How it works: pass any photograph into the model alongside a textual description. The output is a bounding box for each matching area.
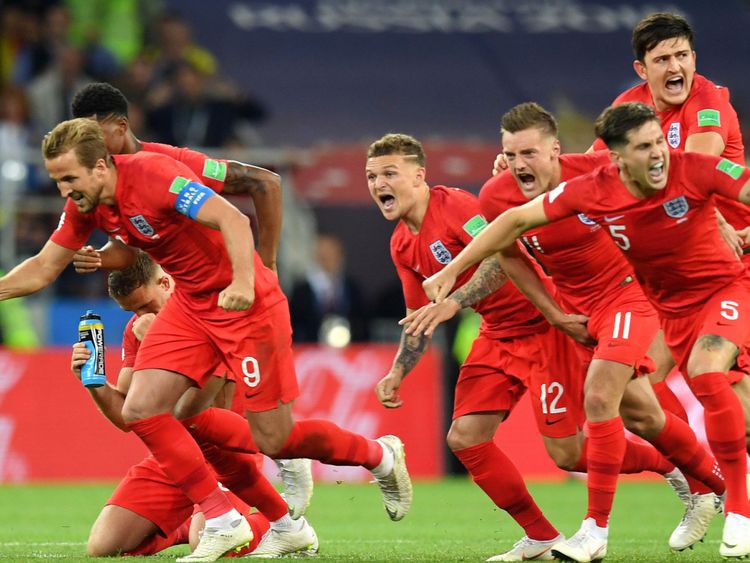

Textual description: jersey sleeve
[137,155,218,221]
[690,153,750,201]
[479,175,513,221]
[48,199,97,250]
[542,178,585,222]
[141,142,228,192]
[683,85,735,143]
[591,137,607,151]
[446,190,489,245]
[121,316,139,368]
[393,257,430,311]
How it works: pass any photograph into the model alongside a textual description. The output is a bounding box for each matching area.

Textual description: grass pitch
[0,477,728,561]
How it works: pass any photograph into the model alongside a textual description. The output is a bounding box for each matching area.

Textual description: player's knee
[622,411,661,438]
[584,391,616,419]
[255,433,287,457]
[445,425,481,451]
[549,448,580,471]
[86,535,117,557]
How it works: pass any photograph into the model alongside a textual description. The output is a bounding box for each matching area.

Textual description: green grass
[0,478,728,561]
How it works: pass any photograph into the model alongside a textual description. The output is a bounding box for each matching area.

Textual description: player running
[424,102,750,560]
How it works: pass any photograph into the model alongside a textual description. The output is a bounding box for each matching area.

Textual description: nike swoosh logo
[385,506,399,519]
[603,215,625,222]
[545,419,563,426]
[722,542,737,549]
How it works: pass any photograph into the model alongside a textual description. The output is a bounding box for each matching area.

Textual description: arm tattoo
[449,255,507,308]
[223,162,270,195]
[393,328,430,377]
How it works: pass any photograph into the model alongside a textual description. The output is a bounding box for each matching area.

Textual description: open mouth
[379,194,396,211]
[517,173,536,190]
[665,76,684,94]
[648,161,665,182]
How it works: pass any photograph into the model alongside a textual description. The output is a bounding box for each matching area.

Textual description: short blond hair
[367,133,426,167]
[42,118,108,169]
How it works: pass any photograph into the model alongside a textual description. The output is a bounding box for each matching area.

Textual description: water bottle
[79,310,106,388]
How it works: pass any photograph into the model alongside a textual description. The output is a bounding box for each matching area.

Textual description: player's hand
[492,153,509,176]
[70,342,91,379]
[73,245,102,274]
[218,281,255,311]
[375,373,404,409]
[736,226,750,251]
[715,209,743,259]
[550,313,596,346]
[132,313,156,341]
[401,299,460,337]
[422,270,457,303]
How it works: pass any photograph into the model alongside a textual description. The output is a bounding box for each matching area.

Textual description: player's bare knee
[550,448,580,471]
[622,412,660,438]
[446,424,482,451]
[584,391,616,420]
[255,433,287,457]
[86,535,116,557]
[686,335,736,377]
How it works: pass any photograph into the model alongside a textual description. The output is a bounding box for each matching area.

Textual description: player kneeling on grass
[70,251,317,558]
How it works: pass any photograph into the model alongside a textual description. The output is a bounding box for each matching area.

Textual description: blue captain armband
[173,182,217,219]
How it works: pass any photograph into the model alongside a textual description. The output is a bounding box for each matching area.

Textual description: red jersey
[50,152,284,314]
[594,74,748,231]
[140,142,228,192]
[121,315,138,368]
[480,152,633,315]
[542,151,750,318]
[390,186,546,339]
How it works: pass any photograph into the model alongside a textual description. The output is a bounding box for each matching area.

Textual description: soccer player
[367,133,688,561]
[71,251,315,557]
[70,82,282,272]
[590,12,750,446]
[0,118,411,561]
[69,81,314,521]
[472,102,725,555]
[424,102,750,560]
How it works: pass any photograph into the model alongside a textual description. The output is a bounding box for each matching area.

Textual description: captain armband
[173,182,217,219]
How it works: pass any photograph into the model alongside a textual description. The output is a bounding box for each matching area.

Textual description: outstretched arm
[0,240,74,300]
[73,239,138,273]
[403,254,507,337]
[223,161,282,271]
[422,195,550,302]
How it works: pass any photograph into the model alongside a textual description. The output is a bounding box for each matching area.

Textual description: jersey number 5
[608,225,631,251]
[242,356,261,388]
[540,382,567,414]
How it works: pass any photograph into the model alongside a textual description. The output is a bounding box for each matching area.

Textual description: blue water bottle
[79,310,106,388]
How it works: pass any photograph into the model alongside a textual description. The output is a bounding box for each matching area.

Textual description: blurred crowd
[0,0,269,297]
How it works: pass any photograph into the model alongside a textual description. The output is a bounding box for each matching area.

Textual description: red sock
[182,408,258,453]
[585,417,626,527]
[454,441,559,541]
[200,443,288,521]
[123,518,191,555]
[571,437,672,474]
[274,419,383,469]
[690,372,749,516]
[652,380,689,422]
[127,413,233,518]
[648,411,724,495]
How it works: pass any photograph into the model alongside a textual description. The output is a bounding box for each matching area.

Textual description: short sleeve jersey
[480,152,633,315]
[390,186,546,339]
[50,152,284,314]
[593,74,748,230]
[140,142,228,192]
[121,315,138,368]
[542,152,750,317]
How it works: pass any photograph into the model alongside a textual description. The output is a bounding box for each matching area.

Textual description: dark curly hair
[72,82,130,120]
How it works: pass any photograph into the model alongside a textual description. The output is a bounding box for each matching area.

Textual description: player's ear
[551,139,561,158]
[608,149,621,167]
[633,59,647,81]
[158,275,171,291]
[414,166,426,186]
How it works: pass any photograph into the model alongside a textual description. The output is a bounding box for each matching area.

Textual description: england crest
[129,214,155,237]
[667,122,681,148]
[430,240,452,265]
[663,196,689,218]
[577,213,596,226]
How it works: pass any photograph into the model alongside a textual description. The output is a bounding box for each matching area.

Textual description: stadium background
[0,0,748,483]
